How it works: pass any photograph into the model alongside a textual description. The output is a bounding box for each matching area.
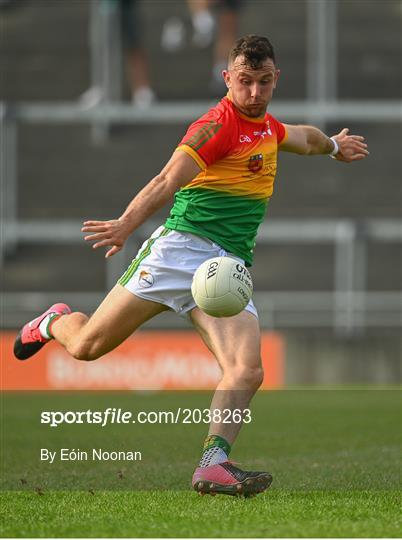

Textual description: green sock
[199,435,231,468]
[39,313,61,340]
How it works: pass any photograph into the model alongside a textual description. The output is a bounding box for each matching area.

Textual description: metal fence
[1,0,401,334]
[2,212,402,333]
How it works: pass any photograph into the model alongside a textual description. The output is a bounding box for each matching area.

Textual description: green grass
[1,490,400,538]
[1,389,401,537]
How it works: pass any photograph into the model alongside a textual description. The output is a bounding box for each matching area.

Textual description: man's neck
[226,93,267,121]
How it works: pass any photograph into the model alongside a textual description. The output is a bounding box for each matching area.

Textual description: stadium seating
[1,0,401,323]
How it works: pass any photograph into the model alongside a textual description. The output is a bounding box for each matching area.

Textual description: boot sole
[194,473,272,497]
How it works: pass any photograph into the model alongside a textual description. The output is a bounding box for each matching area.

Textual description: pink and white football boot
[192,462,272,497]
[13,303,71,360]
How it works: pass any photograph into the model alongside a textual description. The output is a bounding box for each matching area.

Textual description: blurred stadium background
[1,0,401,386]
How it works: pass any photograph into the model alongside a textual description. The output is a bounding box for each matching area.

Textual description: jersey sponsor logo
[264,162,277,176]
[138,270,154,288]
[239,134,252,143]
[253,130,269,139]
[253,122,272,139]
[248,154,263,173]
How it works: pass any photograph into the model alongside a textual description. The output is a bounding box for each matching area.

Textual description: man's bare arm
[280,125,369,162]
[82,150,201,258]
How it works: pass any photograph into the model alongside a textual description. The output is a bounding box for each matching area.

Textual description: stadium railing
[2,216,401,333]
[1,94,401,335]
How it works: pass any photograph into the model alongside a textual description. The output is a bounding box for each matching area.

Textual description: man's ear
[273,69,280,89]
[222,69,231,89]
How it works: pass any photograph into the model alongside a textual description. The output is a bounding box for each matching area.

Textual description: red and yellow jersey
[165,96,287,265]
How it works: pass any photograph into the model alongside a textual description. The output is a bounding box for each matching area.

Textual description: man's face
[223,55,280,118]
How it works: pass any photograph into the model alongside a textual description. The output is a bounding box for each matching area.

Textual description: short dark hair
[229,35,276,69]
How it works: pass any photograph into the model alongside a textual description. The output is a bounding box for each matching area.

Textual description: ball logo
[207,261,218,279]
[233,263,252,288]
[236,263,247,274]
[237,286,249,301]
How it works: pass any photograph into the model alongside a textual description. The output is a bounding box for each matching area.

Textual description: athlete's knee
[241,364,264,389]
[227,362,264,390]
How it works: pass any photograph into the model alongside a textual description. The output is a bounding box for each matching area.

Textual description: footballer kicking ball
[191,256,253,317]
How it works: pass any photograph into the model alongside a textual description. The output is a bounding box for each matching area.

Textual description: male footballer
[14,35,369,497]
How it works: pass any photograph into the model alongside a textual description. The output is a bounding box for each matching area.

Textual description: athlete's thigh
[190,307,262,371]
[80,283,169,352]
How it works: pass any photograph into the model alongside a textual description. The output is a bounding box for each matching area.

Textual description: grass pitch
[2,489,400,538]
[1,389,401,537]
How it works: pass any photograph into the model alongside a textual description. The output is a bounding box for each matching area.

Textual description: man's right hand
[81,217,132,258]
[81,150,201,259]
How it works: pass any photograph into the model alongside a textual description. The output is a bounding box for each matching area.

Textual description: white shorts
[118,225,258,319]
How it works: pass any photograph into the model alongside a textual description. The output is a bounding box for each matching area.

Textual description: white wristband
[329,137,339,157]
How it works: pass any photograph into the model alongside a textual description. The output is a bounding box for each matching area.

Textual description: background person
[161,0,243,96]
[80,0,155,108]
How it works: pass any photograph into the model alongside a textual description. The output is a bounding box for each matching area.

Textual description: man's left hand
[331,128,369,162]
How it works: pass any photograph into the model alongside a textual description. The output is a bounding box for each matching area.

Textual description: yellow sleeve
[175,145,207,170]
